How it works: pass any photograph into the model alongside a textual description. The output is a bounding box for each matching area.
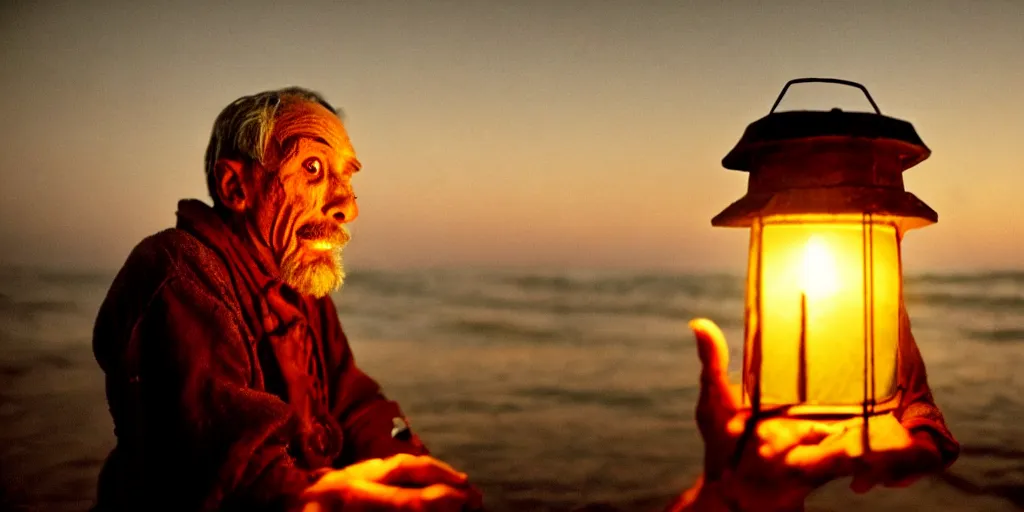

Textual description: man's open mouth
[297,222,350,251]
[308,239,337,251]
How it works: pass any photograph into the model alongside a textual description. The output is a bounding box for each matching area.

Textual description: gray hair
[203,86,340,207]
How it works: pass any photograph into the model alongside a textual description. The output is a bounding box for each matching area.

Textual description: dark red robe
[92,199,428,511]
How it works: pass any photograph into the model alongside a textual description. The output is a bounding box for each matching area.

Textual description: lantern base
[742,389,902,420]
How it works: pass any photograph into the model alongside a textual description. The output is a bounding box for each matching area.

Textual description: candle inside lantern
[749,217,902,412]
[801,236,839,299]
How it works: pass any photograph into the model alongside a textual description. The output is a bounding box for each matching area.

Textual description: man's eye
[302,157,323,176]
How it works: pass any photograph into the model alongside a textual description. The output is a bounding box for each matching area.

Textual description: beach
[0,266,1021,511]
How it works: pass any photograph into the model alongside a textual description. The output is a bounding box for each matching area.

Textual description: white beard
[280,247,345,298]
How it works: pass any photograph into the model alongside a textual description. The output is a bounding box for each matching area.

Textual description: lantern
[713,78,937,424]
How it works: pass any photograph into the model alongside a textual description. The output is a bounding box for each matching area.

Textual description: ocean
[0,266,1021,511]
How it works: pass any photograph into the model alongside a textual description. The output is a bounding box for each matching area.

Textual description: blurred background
[1,1,1021,510]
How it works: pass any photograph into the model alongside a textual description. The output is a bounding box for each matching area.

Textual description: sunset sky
[1,0,1021,273]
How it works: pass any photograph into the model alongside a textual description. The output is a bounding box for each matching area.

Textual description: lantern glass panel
[743,216,902,413]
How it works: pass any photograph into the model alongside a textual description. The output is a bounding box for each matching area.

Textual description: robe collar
[175,199,280,284]
[175,199,307,333]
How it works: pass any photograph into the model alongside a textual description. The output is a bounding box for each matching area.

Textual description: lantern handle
[769,77,882,115]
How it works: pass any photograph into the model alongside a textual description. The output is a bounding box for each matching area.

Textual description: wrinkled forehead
[272,100,357,161]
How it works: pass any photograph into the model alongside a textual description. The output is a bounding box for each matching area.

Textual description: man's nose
[324,193,358,224]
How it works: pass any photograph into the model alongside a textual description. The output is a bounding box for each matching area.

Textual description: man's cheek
[266,178,299,242]
[298,182,323,216]
[281,178,321,220]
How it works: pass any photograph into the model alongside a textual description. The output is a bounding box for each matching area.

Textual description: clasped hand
[298,453,483,512]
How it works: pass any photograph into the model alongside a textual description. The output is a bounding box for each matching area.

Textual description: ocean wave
[962,328,1024,343]
[344,270,749,307]
[904,291,1024,311]
[35,271,114,286]
[343,271,748,323]
[514,386,685,411]
[501,273,745,300]
[0,294,79,316]
[440,318,571,343]
[959,445,1024,460]
[343,270,436,298]
[420,397,524,415]
[0,267,113,286]
[428,295,745,334]
[0,351,78,380]
[448,295,740,321]
[907,271,1024,285]
[938,471,1024,510]
[934,443,1024,509]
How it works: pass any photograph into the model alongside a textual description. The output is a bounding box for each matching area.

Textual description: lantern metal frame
[742,214,905,418]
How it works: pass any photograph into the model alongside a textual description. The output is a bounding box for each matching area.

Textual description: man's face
[246,101,361,298]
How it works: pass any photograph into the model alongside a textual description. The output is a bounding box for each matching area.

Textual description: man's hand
[821,413,945,493]
[298,454,484,512]
[683,319,855,512]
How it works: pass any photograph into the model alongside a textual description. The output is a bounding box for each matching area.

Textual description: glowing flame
[801,236,839,299]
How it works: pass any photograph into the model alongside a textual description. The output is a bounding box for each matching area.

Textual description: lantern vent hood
[722,110,930,172]
[713,78,938,231]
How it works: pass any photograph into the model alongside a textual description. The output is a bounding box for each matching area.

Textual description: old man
[92,87,958,512]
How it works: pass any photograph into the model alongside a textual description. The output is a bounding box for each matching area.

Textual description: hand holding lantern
[671,78,957,510]
[675,319,856,512]
[822,412,945,493]
[672,319,948,512]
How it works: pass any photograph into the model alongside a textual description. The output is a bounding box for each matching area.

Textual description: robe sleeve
[896,304,960,469]
[132,274,325,511]
[318,299,430,464]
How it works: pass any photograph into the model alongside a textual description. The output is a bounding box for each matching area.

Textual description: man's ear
[214,159,248,212]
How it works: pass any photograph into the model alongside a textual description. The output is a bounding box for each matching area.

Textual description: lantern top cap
[722,78,931,172]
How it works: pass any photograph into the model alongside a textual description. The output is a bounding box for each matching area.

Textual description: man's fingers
[727,383,743,406]
[726,411,752,437]
[349,480,470,512]
[792,420,847,449]
[689,318,737,409]
[690,318,729,374]
[756,419,843,458]
[379,454,470,488]
[299,462,478,512]
[417,483,474,512]
[783,438,857,483]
